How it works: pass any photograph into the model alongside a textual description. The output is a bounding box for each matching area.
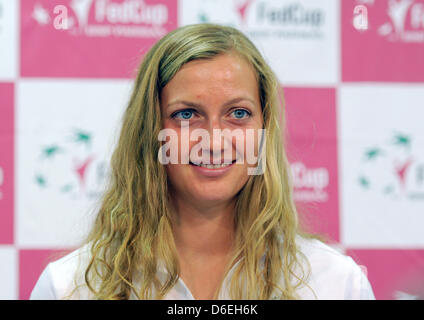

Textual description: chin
[190,183,239,203]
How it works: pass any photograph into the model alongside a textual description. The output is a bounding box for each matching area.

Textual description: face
[160,53,263,207]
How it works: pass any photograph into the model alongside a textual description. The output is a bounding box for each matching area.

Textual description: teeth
[196,163,232,169]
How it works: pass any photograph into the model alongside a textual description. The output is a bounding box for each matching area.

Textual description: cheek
[231,129,263,164]
[165,164,189,195]
[165,164,188,189]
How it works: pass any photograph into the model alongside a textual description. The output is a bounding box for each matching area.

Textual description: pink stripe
[0,83,14,244]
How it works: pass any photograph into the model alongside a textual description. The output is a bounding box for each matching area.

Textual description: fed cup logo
[32,0,169,38]
[195,0,325,39]
[358,132,424,200]
[290,162,329,203]
[34,128,109,200]
[378,0,424,42]
[351,0,424,42]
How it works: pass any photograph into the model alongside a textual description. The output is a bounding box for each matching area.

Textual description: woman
[30,24,375,300]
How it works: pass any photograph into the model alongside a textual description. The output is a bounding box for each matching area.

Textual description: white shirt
[30,236,375,300]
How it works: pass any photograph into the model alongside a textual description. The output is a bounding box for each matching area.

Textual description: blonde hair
[77,23,318,300]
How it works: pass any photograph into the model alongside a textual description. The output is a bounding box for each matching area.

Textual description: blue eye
[173,109,194,120]
[232,109,250,119]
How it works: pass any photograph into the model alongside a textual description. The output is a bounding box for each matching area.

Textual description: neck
[170,194,236,258]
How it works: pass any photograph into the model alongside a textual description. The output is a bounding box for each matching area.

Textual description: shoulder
[30,244,94,300]
[292,235,375,300]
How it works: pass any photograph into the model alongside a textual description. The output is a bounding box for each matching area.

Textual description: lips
[189,159,236,177]
[189,159,236,168]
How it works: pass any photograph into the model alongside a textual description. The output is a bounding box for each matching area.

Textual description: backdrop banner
[1,0,423,300]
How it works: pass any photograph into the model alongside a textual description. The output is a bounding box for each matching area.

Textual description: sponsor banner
[0,0,18,79]
[19,249,71,300]
[0,83,14,244]
[21,0,178,78]
[0,246,17,299]
[340,85,424,247]
[16,79,133,248]
[179,0,340,85]
[347,249,424,299]
[343,0,424,82]
[284,87,339,242]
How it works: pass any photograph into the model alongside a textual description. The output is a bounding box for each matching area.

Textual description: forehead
[181,53,256,81]
[162,53,259,101]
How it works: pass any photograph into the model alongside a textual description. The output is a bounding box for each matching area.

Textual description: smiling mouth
[189,159,236,169]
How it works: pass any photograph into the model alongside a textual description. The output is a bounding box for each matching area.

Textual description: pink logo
[342,0,424,82]
[73,155,95,191]
[284,88,339,242]
[395,157,414,190]
[234,0,254,24]
[21,0,178,78]
[0,83,14,244]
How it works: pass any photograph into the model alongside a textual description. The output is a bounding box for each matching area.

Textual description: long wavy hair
[75,23,317,300]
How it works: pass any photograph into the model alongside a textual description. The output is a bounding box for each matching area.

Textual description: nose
[204,117,224,162]
[200,116,234,164]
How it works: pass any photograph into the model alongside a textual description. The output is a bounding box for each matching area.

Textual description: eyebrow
[166,97,256,109]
